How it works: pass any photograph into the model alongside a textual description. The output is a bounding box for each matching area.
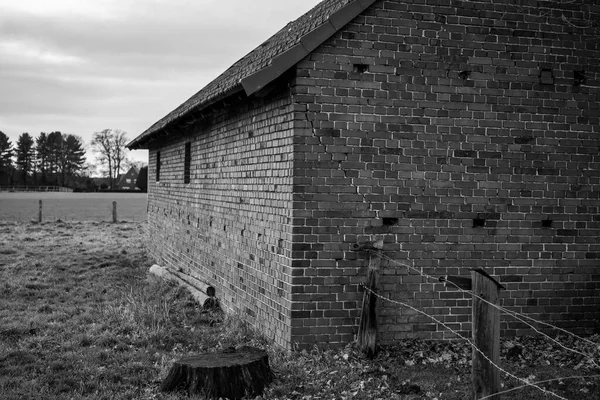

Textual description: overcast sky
[0,0,322,163]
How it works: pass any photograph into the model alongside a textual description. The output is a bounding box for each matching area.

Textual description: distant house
[115,167,140,191]
[128,0,600,350]
[92,167,139,190]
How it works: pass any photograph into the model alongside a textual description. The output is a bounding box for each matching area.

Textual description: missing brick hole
[248,130,254,138]
[206,286,216,297]
[458,70,470,80]
[574,70,586,86]
[382,217,399,226]
[353,63,369,74]
[542,219,553,228]
[473,218,485,228]
[540,68,554,85]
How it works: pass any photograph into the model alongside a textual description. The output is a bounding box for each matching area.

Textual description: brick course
[290,0,600,346]
[144,0,600,349]
[146,88,296,349]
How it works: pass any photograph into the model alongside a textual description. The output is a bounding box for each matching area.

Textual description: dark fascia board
[127,85,244,149]
[300,20,337,53]
[128,0,378,150]
[241,0,377,96]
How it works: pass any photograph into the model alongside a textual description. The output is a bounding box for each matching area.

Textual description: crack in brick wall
[145,0,600,349]
[288,0,600,347]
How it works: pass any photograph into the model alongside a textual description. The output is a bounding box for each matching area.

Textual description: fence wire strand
[478,374,600,400]
[155,239,599,368]
[145,233,598,398]
[362,286,570,400]
[371,251,600,367]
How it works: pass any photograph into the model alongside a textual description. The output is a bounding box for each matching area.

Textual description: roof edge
[241,0,377,95]
[127,85,244,149]
[128,0,379,150]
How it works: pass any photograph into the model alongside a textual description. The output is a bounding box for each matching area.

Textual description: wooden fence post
[38,200,43,223]
[471,269,504,399]
[112,201,117,223]
[355,239,384,358]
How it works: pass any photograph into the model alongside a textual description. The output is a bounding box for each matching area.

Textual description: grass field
[0,221,598,399]
[0,192,147,222]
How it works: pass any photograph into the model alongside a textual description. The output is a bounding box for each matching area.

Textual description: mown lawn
[0,221,598,400]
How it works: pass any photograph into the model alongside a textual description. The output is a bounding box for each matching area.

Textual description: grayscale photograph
[1,1,599,399]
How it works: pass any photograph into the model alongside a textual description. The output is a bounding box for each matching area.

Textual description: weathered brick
[141,0,600,350]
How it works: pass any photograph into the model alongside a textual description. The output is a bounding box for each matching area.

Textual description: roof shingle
[128,0,376,149]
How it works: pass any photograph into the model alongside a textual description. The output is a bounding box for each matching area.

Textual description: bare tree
[111,130,129,185]
[91,129,130,188]
[124,159,147,172]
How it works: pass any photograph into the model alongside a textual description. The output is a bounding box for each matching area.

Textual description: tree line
[0,129,148,191]
[0,131,86,188]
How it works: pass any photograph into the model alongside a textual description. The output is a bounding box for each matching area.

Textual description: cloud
[0,39,85,66]
[0,0,323,163]
[0,0,125,20]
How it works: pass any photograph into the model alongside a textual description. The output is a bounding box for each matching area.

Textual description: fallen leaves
[264,333,600,400]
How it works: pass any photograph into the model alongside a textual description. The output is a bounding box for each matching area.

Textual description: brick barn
[127,0,600,349]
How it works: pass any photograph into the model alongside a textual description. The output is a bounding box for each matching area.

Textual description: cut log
[160,346,273,399]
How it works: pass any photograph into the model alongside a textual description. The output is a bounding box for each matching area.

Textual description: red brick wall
[290,0,600,347]
[146,89,296,348]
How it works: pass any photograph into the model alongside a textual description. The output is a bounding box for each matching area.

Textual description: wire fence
[135,218,600,398]
[0,193,148,223]
[366,249,600,399]
[0,185,72,192]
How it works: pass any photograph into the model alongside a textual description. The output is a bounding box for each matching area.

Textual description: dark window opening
[156,151,161,182]
[184,143,191,184]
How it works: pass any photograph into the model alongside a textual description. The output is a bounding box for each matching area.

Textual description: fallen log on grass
[160,346,273,399]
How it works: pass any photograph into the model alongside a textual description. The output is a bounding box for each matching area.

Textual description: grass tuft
[0,221,598,400]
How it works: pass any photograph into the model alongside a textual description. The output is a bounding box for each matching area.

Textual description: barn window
[156,151,161,182]
[184,143,191,184]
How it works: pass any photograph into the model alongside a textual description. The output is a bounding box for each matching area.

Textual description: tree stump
[160,346,273,399]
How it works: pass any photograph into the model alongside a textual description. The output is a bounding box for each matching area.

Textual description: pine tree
[64,135,86,186]
[35,133,50,185]
[0,131,14,186]
[47,131,64,185]
[15,133,35,185]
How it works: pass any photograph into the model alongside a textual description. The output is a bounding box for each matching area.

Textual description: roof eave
[241,0,377,95]
[127,84,245,150]
[128,0,378,150]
